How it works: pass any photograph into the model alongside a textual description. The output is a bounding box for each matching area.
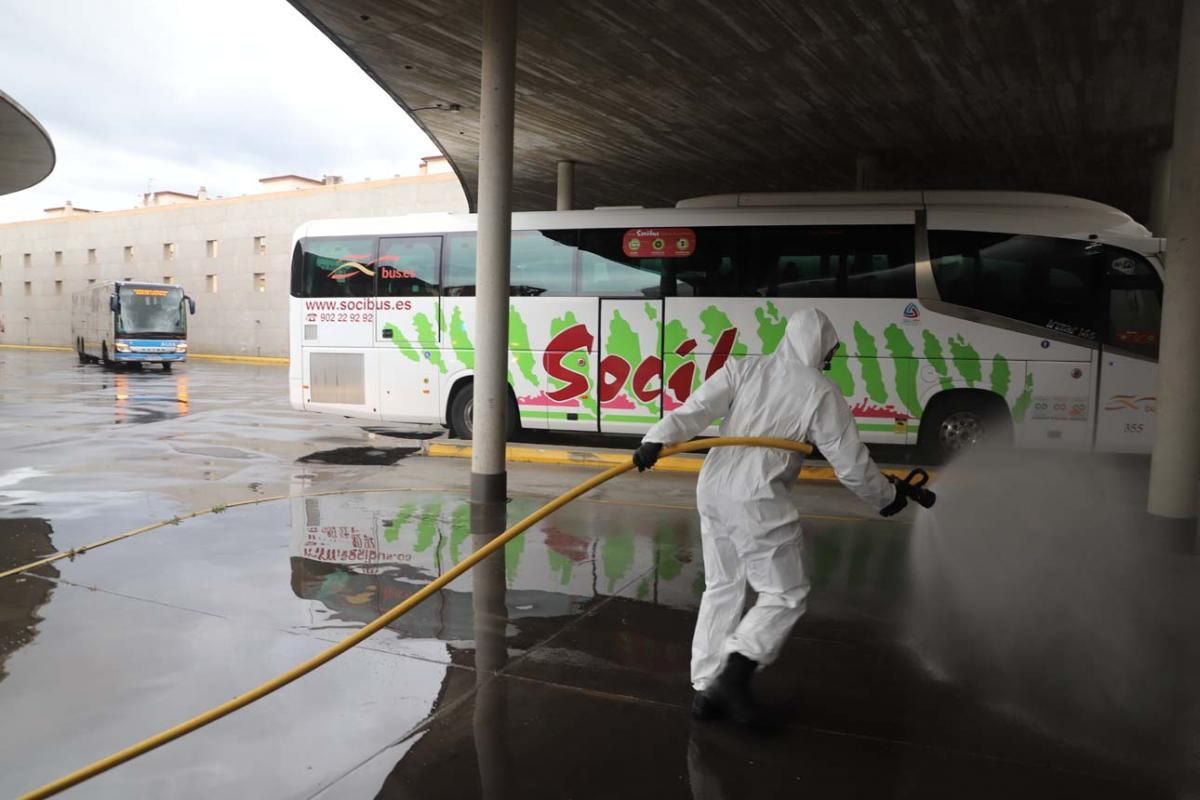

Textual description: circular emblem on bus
[1041,340,1051,349]
[628,238,641,252]
[652,238,665,250]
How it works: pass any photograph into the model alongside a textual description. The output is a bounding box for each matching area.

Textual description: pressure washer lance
[888,468,937,508]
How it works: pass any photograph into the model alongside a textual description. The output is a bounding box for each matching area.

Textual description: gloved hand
[879,476,909,518]
[632,442,663,472]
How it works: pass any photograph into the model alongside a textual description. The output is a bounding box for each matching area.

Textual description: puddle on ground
[297,447,419,466]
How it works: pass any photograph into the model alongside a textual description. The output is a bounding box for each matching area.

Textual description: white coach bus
[288,191,1164,460]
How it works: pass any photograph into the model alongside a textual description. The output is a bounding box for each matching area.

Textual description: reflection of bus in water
[72,280,196,370]
[288,491,704,637]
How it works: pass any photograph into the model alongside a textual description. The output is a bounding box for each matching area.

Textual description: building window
[54,251,63,267]
[254,236,266,255]
[124,245,135,262]
[254,272,266,292]
[163,242,176,261]
[163,275,173,284]
[206,274,218,293]
[24,281,32,296]
[87,248,97,265]
[124,276,132,281]
[206,240,218,258]
[88,278,96,285]
[0,282,3,295]
[23,253,31,268]
[54,280,63,295]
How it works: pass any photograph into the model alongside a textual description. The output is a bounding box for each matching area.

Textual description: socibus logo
[327,262,375,282]
[903,302,920,321]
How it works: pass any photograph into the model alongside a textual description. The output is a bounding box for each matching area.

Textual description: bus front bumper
[114,351,187,363]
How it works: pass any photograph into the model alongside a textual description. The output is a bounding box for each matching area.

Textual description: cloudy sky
[0,0,446,222]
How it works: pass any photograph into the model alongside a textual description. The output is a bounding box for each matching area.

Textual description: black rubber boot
[707,652,775,733]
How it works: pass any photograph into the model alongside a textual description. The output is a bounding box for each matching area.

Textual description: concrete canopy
[0,90,54,196]
[289,0,1180,221]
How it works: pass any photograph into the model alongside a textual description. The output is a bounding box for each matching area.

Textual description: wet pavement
[0,349,1190,798]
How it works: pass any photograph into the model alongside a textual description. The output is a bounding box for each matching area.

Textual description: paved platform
[0,350,1192,798]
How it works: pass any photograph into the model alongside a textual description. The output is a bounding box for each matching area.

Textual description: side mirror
[186,296,196,315]
[109,294,119,313]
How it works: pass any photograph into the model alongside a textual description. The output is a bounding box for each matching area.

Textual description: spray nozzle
[895,467,937,509]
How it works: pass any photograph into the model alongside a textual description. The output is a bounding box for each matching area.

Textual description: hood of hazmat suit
[642,308,896,689]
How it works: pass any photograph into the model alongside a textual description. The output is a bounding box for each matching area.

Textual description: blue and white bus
[72,280,196,370]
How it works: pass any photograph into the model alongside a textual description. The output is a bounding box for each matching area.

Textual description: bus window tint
[378,237,441,297]
[293,237,378,298]
[445,231,576,296]
[446,233,476,295]
[1106,250,1162,356]
[579,228,741,297]
[749,226,915,297]
[511,230,576,296]
[930,232,1109,340]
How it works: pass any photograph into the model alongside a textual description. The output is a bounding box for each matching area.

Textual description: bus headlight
[175,342,188,352]
[114,342,131,352]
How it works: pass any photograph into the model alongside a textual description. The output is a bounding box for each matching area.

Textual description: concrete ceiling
[0,90,54,196]
[290,0,1180,222]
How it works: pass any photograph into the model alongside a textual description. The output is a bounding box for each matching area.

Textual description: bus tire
[919,391,1012,464]
[448,380,518,441]
[161,362,172,372]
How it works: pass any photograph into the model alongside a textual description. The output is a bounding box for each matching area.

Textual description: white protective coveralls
[642,308,897,690]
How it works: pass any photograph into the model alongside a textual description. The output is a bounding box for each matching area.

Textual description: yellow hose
[18,436,812,799]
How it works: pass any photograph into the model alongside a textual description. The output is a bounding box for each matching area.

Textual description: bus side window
[578,227,743,298]
[292,236,379,298]
[929,231,1106,340]
[444,230,577,297]
[377,237,441,297]
[510,230,576,297]
[748,225,913,298]
[578,229,672,298]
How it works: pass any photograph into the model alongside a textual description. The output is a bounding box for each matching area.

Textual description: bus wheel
[449,381,518,441]
[919,392,1012,464]
[161,362,172,372]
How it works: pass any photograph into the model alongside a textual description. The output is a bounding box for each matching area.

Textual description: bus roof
[298,190,1159,253]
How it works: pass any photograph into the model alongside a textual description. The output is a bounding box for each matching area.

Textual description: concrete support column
[1149,0,1200,533]
[556,160,575,210]
[470,0,518,504]
[1150,148,1172,237]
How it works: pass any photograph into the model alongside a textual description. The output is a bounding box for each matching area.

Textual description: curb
[424,441,928,483]
[0,344,71,352]
[188,354,288,365]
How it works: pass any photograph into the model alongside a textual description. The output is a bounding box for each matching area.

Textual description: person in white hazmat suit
[631,308,908,728]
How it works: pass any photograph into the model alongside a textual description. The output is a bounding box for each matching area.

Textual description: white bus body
[72,280,195,370]
[288,192,1164,457]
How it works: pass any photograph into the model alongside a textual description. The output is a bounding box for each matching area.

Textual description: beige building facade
[0,172,466,357]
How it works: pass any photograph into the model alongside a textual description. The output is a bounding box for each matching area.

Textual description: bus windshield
[117,285,186,338]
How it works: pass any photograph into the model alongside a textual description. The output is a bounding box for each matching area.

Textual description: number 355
[1124,423,1145,434]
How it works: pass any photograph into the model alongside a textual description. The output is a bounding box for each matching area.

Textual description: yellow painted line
[424,441,930,483]
[0,344,72,352]
[0,344,287,365]
[187,353,288,365]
